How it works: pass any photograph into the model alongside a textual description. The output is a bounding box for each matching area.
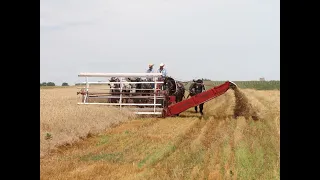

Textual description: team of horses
[108,77,155,104]
[107,76,206,115]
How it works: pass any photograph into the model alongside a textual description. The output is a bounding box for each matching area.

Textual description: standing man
[189,79,206,115]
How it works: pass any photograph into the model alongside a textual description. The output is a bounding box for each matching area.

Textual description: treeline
[42,80,280,90]
[209,80,280,90]
[40,82,69,86]
[182,80,280,90]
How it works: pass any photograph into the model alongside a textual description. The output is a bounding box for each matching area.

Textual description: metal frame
[77,73,165,115]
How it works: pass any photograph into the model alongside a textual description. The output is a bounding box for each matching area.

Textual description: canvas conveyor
[162,81,237,117]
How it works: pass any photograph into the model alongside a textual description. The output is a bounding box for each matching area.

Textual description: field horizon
[41,80,280,91]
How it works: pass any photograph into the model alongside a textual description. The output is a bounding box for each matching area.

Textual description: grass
[137,142,177,168]
[80,152,124,162]
[40,85,279,180]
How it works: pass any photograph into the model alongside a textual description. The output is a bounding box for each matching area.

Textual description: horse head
[196,79,203,83]
[126,77,142,89]
[163,76,177,95]
[190,79,205,95]
[141,78,153,90]
[108,77,120,89]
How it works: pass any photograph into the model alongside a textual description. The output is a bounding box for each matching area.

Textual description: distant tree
[259,77,266,81]
[62,82,69,86]
[189,78,211,81]
[41,82,47,86]
[46,82,55,86]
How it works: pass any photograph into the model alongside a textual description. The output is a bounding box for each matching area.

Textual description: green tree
[46,82,55,86]
[62,82,69,86]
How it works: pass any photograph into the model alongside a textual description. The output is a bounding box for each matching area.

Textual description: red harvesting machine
[162,81,237,117]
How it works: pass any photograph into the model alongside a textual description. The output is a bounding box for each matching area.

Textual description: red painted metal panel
[169,96,176,103]
[165,81,231,117]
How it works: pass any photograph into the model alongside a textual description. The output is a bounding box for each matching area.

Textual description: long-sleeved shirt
[157,68,167,77]
[146,68,155,73]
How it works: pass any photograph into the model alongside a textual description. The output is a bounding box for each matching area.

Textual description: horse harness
[190,82,205,96]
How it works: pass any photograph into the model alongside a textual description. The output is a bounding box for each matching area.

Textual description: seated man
[156,63,167,90]
[157,63,167,78]
[146,63,155,88]
[146,63,155,73]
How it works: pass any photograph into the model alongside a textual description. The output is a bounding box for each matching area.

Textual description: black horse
[108,77,120,103]
[126,77,142,104]
[189,79,206,115]
[127,77,154,105]
[108,77,131,103]
[162,76,185,107]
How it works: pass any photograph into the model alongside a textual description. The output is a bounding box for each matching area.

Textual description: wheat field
[40,85,280,180]
[40,87,137,158]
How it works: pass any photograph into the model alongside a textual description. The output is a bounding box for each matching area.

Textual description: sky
[40,0,280,85]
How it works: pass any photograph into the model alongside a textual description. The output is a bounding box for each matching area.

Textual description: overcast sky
[40,0,280,85]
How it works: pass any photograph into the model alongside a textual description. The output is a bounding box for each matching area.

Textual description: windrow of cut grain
[232,87,260,121]
[40,87,136,158]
